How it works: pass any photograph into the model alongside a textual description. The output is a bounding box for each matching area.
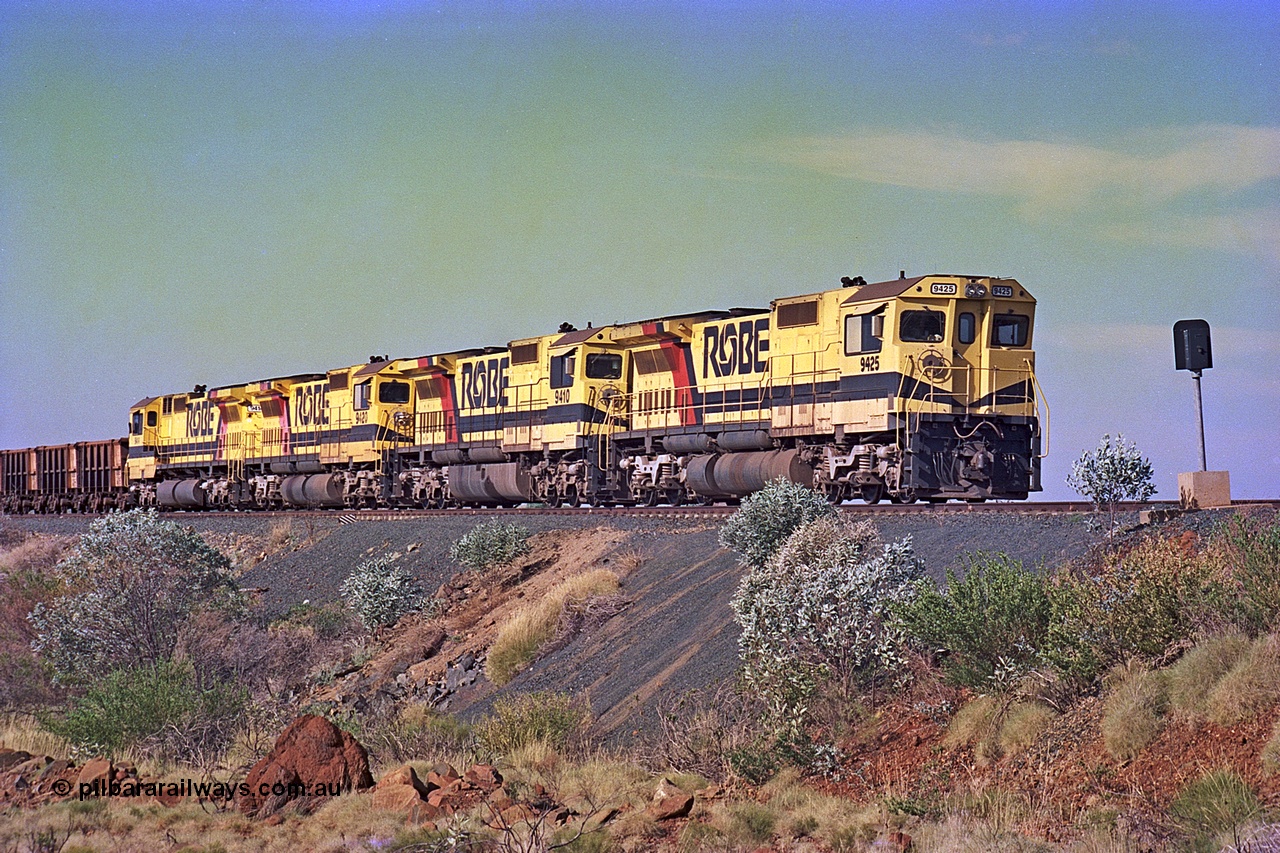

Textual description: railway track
[8,500,1275,524]
[227,499,1280,523]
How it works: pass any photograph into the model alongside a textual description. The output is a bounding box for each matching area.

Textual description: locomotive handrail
[1024,358,1050,459]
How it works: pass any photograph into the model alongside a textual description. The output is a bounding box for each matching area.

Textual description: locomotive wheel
[890,488,918,505]
[666,489,684,507]
[564,486,581,508]
[861,484,884,505]
[824,483,845,505]
[644,488,660,507]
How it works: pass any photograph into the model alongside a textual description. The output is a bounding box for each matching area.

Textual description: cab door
[952,301,984,411]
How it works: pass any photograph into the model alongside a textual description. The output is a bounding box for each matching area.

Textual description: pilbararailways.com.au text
[73,779,343,802]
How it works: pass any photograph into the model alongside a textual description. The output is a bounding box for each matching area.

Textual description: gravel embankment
[5,505,1258,740]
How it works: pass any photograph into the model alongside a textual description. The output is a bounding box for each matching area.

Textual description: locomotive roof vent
[840,275,867,288]
[369,354,387,363]
[900,269,906,279]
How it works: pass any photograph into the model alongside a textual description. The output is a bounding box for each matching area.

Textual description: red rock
[236,714,373,819]
[0,749,33,773]
[429,762,459,781]
[490,803,538,829]
[647,777,693,820]
[371,765,440,817]
[76,758,114,788]
[464,764,503,790]
[426,781,463,809]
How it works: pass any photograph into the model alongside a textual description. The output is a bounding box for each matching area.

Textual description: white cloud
[1105,207,1280,264]
[1041,322,1280,359]
[769,125,1280,213]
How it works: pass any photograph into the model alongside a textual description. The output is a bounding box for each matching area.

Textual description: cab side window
[958,312,976,345]
[378,380,410,404]
[844,312,884,355]
[131,412,143,435]
[146,411,157,427]
[991,314,1030,347]
[899,309,946,343]
[550,350,577,389]
[354,380,372,411]
[585,353,622,380]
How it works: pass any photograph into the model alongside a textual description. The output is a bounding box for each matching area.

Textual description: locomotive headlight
[964,283,988,299]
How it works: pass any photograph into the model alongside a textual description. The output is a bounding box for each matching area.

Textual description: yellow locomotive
[2,272,1046,512]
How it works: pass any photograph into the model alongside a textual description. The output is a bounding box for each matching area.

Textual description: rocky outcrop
[647,777,694,820]
[237,714,374,819]
[370,765,441,822]
[368,761,507,826]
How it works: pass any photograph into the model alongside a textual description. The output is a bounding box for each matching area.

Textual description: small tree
[719,479,835,567]
[1066,434,1156,532]
[28,509,242,685]
[340,555,424,630]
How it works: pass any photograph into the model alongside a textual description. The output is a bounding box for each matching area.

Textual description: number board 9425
[930,283,958,295]
[992,285,1014,298]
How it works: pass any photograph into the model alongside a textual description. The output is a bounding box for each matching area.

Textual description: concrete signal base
[1178,470,1231,509]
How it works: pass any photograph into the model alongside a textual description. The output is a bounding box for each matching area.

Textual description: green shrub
[726,735,784,785]
[449,521,531,570]
[897,553,1050,690]
[1045,536,1225,684]
[339,555,424,629]
[473,691,589,758]
[28,509,242,685]
[273,601,356,640]
[1169,770,1261,853]
[40,659,246,760]
[1164,633,1250,716]
[719,478,835,567]
[1215,515,1280,634]
[1101,664,1167,760]
[727,801,777,843]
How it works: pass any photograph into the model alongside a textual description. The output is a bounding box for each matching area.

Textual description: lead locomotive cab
[814,274,1044,503]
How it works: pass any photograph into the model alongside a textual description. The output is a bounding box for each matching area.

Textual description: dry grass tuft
[944,696,1001,764]
[1165,632,1250,717]
[487,569,620,685]
[0,713,73,757]
[0,533,71,575]
[997,702,1056,757]
[1206,633,1280,726]
[1101,662,1168,760]
[609,547,646,575]
[1262,719,1280,777]
[267,519,295,552]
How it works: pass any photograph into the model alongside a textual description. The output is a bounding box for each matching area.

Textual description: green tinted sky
[2,1,1277,499]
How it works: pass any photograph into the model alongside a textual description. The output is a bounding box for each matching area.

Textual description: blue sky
[2,1,1277,499]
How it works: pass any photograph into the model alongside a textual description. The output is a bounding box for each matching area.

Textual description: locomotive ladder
[589,386,628,473]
